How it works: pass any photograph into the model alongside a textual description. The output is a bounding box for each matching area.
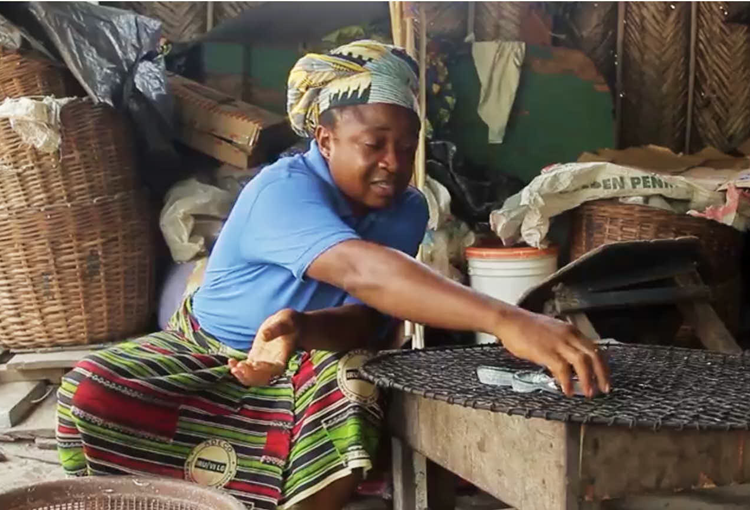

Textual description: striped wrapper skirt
[56,298,383,509]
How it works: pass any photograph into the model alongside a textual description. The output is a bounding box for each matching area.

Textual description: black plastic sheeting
[427,140,524,228]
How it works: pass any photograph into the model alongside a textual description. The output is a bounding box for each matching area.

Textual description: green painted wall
[202,42,300,115]
[446,45,615,184]
[200,42,615,182]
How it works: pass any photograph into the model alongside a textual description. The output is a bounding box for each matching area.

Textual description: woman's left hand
[228,308,302,386]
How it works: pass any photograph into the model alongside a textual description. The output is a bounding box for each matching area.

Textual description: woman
[57,41,608,510]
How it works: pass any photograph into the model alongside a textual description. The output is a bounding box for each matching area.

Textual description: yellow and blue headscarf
[287,40,419,138]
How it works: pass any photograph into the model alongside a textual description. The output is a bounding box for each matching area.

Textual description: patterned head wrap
[287,40,419,138]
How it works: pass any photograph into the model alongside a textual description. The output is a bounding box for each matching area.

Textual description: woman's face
[315,103,420,214]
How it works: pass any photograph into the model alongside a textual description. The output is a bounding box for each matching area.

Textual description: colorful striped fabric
[57,298,383,509]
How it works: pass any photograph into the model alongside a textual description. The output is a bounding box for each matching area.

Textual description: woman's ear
[314,124,333,161]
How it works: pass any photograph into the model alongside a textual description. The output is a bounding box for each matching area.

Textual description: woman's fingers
[566,334,611,394]
[229,359,285,387]
[558,344,595,397]
[545,355,574,397]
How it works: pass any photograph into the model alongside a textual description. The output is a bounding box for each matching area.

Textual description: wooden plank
[674,272,741,353]
[579,261,697,293]
[5,350,93,371]
[567,313,601,340]
[0,387,57,440]
[34,437,57,451]
[0,366,67,384]
[0,381,46,428]
[578,424,749,502]
[595,483,750,509]
[554,285,710,314]
[389,392,573,510]
[678,300,742,353]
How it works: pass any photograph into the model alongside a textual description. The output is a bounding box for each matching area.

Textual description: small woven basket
[0,190,155,350]
[570,199,743,333]
[0,99,139,210]
[0,47,81,100]
[0,477,246,510]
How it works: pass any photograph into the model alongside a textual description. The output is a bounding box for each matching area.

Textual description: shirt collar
[303,140,354,219]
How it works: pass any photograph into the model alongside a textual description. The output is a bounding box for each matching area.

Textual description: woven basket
[0,190,155,350]
[0,99,139,210]
[0,477,246,510]
[570,199,743,333]
[0,48,81,100]
[423,2,468,39]
[474,2,530,42]
[691,1,750,152]
[621,2,691,152]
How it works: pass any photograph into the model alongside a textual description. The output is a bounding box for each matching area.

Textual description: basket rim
[0,476,246,510]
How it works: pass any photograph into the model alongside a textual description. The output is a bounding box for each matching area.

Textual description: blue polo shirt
[192,141,429,351]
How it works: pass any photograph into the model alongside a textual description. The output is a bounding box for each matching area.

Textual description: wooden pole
[467,2,476,41]
[416,3,427,191]
[206,2,215,31]
[389,1,404,46]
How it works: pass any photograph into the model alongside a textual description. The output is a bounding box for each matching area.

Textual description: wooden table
[387,239,747,509]
[389,391,750,510]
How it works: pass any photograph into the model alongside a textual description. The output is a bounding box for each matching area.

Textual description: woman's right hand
[494,307,610,397]
[229,308,302,386]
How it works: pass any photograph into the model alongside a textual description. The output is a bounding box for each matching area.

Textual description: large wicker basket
[0,99,140,210]
[0,190,155,350]
[0,47,81,100]
[570,199,743,333]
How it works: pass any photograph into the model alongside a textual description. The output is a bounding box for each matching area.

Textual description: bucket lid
[465,244,558,260]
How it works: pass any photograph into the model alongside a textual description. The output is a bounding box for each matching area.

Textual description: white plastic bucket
[466,245,558,344]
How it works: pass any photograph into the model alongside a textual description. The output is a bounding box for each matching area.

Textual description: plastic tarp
[159,178,235,263]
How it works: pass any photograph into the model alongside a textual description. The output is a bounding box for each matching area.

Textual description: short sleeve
[240,175,360,280]
[367,187,429,257]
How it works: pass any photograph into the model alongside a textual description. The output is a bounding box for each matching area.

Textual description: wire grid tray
[360,344,750,431]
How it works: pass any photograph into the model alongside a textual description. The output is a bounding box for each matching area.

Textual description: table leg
[392,436,428,510]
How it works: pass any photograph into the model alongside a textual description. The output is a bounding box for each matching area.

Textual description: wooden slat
[674,273,741,353]
[0,381,46,429]
[5,350,93,371]
[553,285,711,314]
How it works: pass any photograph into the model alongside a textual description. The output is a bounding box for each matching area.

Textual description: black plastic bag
[427,140,524,228]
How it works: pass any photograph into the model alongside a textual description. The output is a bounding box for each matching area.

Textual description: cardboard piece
[168,73,295,167]
[579,145,750,175]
